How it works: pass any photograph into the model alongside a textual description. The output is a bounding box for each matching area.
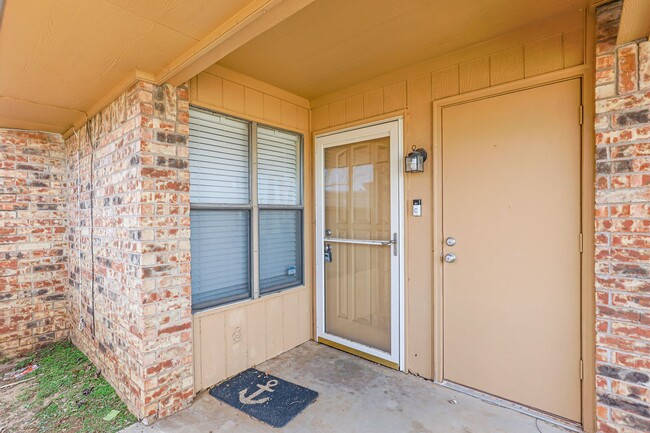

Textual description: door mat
[209,368,318,428]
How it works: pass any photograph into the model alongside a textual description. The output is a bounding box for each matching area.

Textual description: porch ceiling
[219,0,586,100]
[0,0,314,134]
[0,0,587,135]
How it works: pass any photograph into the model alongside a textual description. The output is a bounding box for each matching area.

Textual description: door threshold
[317,337,399,370]
[439,381,583,433]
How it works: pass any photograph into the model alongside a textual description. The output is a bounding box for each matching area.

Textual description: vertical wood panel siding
[190,69,312,392]
[310,19,585,380]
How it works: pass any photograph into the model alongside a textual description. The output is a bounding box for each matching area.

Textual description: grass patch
[16,340,137,432]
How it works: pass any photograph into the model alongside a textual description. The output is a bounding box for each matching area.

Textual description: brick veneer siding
[595,1,650,432]
[0,130,68,358]
[65,81,193,422]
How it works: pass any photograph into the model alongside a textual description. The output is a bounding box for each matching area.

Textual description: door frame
[314,117,406,371]
[432,66,595,431]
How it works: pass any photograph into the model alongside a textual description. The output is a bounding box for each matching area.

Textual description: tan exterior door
[316,120,403,369]
[441,79,582,422]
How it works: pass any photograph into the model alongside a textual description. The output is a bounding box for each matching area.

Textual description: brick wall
[595,1,650,432]
[0,130,68,358]
[65,81,192,422]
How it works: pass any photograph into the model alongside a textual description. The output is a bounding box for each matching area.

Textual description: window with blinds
[257,125,303,293]
[189,107,303,311]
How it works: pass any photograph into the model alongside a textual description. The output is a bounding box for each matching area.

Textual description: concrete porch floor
[122,342,576,433]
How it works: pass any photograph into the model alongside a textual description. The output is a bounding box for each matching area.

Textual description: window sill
[191,284,308,320]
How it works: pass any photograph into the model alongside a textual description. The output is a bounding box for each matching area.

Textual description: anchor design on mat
[239,379,279,405]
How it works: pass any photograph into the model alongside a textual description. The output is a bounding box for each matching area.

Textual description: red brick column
[595,1,650,432]
[66,81,192,423]
[0,130,68,357]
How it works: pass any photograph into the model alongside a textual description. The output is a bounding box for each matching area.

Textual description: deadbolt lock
[446,237,456,246]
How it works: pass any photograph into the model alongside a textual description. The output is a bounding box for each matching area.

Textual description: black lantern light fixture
[405,146,427,173]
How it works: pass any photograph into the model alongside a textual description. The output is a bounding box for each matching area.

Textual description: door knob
[446,237,456,246]
[444,253,456,263]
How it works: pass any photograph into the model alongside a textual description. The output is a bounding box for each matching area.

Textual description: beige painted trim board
[432,65,595,432]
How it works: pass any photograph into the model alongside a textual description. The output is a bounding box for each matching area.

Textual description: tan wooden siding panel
[459,57,490,93]
[330,100,346,126]
[383,81,407,113]
[263,94,283,124]
[194,287,313,391]
[525,34,564,77]
[196,72,223,107]
[223,79,245,113]
[244,87,264,119]
[563,29,585,68]
[192,315,202,392]
[265,296,285,359]
[312,105,330,131]
[225,307,248,377]
[363,88,384,118]
[298,286,312,343]
[345,95,364,122]
[199,312,226,388]
[490,47,525,86]
[431,65,459,100]
[282,100,298,129]
[297,107,309,131]
[247,301,268,365]
[405,73,433,378]
[282,291,301,351]
[192,68,309,133]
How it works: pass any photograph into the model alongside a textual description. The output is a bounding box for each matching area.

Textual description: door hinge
[580,359,584,381]
[579,232,584,253]
[579,105,584,125]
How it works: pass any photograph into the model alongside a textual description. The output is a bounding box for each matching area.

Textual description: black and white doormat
[209,368,318,428]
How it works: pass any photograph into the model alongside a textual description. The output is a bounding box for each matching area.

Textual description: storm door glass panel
[323,137,392,352]
[190,210,250,310]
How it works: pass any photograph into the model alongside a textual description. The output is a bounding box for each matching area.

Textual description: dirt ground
[0,341,136,433]
[0,357,39,433]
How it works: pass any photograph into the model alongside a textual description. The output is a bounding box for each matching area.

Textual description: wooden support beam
[158,0,315,87]
[617,0,650,44]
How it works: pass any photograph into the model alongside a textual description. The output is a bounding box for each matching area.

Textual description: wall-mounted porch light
[405,146,427,173]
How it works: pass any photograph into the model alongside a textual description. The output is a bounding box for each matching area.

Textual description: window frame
[189,105,305,312]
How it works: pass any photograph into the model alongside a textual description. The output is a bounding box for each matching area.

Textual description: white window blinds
[189,109,249,205]
[259,210,302,293]
[257,125,301,205]
[190,210,250,310]
[189,108,252,311]
[189,107,303,311]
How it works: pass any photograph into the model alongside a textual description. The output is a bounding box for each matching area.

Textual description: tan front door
[442,79,582,422]
[316,120,402,369]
